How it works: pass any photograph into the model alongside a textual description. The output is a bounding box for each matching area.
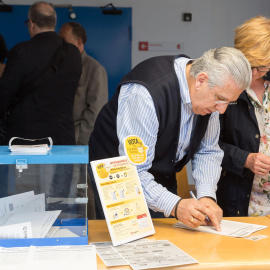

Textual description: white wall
[8,0,270,184]
[9,0,270,67]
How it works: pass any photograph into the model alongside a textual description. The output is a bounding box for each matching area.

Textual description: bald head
[28,1,56,30]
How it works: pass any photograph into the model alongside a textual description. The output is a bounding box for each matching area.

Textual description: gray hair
[190,47,251,90]
[29,2,56,29]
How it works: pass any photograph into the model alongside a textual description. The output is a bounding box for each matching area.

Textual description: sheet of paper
[244,234,269,241]
[0,191,34,217]
[0,222,32,239]
[91,156,155,246]
[26,245,97,270]
[12,193,46,213]
[53,228,79,238]
[0,210,61,238]
[0,247,29,270]
[45,226,60,238]
[93,239,150,267]
[113,240,198,270]
[173,219,268,237]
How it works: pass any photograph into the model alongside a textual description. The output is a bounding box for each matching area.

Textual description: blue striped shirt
[117,57,223,217]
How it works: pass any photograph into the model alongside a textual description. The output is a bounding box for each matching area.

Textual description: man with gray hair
[89,47,251,230]
[0,1,82,145]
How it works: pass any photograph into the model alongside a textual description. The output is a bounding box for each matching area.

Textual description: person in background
[0,1,82,145]
[89,46,251,230]
[59,22,108,146]
[59,22,108,219]
[217,16,270,217]
[0,34,8,77]
[0,1,82,200]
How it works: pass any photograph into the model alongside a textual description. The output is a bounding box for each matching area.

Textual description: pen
[190,191,210,222]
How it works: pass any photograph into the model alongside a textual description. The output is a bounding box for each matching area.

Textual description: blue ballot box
[0,145,89,247]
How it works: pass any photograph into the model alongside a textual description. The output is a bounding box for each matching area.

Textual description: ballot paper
[0,245,97,270]
[113,240,198,270]
[45,226,60,238]
[26,245,97,270]
[94,241,128,267]
[173,219,268,238]
[93,239,150,267]
[0,210,61,238]
[0,191,35,217]
[52,228,79,238]
[12,193,46,214]
[0,247,29,270]
[0,222,33,239]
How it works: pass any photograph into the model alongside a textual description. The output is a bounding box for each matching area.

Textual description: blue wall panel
[0,5,132,99]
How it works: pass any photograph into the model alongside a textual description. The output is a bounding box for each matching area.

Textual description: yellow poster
[90,156,155,246]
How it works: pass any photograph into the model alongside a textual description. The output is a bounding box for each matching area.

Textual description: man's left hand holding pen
[171,197,222,232]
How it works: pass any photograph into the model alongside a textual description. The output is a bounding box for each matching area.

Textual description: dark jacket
[217,91,260,216]
[0,31,82,145]
[89,55,210,189]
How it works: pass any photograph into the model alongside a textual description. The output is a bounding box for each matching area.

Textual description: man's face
[191,74,243,115]
[59,25,79,49]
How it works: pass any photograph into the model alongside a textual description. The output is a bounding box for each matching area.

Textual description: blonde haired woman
[217,15,270,217]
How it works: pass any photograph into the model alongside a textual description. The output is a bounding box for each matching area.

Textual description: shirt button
[247,194,250,198]
[255,134,259,139]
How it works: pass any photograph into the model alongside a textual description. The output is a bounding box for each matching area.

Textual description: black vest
[89,55,210,189]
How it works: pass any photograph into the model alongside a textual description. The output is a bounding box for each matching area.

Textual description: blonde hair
[234,16,270,67]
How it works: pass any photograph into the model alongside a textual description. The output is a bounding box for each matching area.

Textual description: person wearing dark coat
[217,16,270,217]
[0,1,82,145]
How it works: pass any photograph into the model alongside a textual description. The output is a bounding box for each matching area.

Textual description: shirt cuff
[196,184,216,201]
[157,190,181,217]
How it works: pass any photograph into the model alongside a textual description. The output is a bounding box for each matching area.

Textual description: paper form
[26,245,97,270]
[113,240,198,270]
[0,210,61,238]
[174,219,267,237]
[0,247,29,270]
[0,191,35,217]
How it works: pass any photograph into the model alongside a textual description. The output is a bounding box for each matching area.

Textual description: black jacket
[217,91,260,216]
[89,55,210,189]
[0,31,82,145]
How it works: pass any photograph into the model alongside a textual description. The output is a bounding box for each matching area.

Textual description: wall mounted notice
[138,41,183,51]
[90,156,155,246]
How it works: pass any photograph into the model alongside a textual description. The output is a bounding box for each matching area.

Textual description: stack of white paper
[0,191,61,239]
[0,245,97,270]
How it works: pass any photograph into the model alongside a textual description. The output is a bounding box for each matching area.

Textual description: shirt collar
[174,57,193,107]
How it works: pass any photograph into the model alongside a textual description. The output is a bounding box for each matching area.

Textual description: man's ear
[195,72,209,89]
[77,38,84,53]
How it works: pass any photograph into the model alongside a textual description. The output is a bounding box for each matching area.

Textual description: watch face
[70,12,76,20]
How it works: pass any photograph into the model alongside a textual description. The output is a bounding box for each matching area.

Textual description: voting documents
[91,156,155,246]
[0,245,97,270]
[0,191,60,239]
[174,219,268,238]
[113,240,198,270]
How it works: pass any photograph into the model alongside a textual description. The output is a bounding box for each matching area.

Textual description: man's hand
[198,197,223,226]
[171,198,221,231]
[245,153,270,176]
